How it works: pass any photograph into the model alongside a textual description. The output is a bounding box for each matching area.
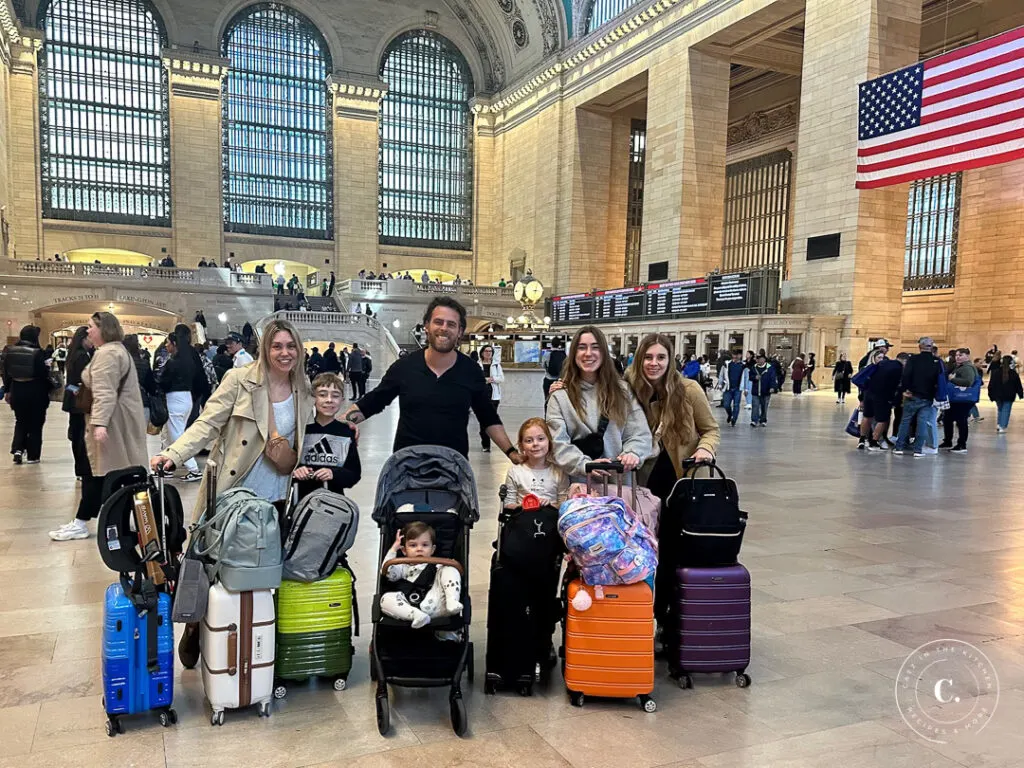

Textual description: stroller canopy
[372,446,479,525]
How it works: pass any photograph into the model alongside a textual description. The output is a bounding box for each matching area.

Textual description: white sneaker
[997,426,1007,433]
[923,447,939,455]
[181,471,202,483]
[49,519,89,541]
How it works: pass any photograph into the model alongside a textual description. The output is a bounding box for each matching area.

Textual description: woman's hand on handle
[689,448,715,464]
[617,452,640,472]
[587,457,613,479]
[292,466,312,480]
[150,454,175,473]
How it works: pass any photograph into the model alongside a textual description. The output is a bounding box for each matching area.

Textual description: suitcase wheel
[274,685,287,700]
[158,709,177,727]
[569,691,584,708]
[677,674,694,690]
[375,691,390,736]
[258,701,272,718]
[736,673,751,688]
[449,694,467,737]
[639,695,657,713]
[211,710,225,727]
[333,677,347,692]
[105,716,122,737]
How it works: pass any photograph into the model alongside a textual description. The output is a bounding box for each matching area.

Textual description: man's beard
[429,331,458,353]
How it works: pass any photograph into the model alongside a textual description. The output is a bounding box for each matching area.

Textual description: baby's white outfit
[379,557,462,629]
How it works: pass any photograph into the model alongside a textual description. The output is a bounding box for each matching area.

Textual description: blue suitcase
[101,582,176,736]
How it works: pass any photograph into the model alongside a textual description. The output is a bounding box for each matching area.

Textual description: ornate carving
[529,0,561,53]
[512,19,528,48]
[727,103,798,147]
[447,0,505,90]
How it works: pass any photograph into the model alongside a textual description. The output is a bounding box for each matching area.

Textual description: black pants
[11,398,47,461]
[543,377,556,402]
[77,474,105,521]
[944,401,971,447]
[806,370,815,389]
[349,372,367,399]
[793,380,803,395]
[480,400,500,449]
[68,413,90,477]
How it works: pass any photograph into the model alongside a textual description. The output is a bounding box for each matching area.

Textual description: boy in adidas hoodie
[293,373,362,499]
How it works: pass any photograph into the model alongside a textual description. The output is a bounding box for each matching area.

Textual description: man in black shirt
[892,336,945,457]
[344,297,521,461]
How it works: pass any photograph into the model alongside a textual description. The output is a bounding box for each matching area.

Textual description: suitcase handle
[227,625,238,676]
[681,458,727,480]
[584,461,624,473]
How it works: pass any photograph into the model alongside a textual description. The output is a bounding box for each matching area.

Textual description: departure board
[646,278,709,316]
[709,273,750,313]
[550,293,595,324]
[594,286,645,320]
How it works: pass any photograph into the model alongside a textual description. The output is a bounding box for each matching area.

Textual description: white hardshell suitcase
[201,582,276,725]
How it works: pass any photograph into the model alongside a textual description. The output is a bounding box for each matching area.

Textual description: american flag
[856,24,1024,189]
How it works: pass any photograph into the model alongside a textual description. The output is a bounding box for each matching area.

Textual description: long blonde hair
[562,326,629,425]
[259,318,309,392]
[626,333,694,450]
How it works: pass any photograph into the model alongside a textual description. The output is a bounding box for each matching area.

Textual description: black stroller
[370,446,479,736]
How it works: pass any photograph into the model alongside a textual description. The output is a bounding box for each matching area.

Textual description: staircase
[257,310,401,372]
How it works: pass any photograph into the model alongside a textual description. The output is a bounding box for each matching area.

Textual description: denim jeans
[751,393,771,424]
[723,388,742,423]
[998,400,1014,429]
[744,379,752,406]
[894,397,936,453]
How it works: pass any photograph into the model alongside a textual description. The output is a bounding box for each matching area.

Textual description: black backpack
[665,460,747,567]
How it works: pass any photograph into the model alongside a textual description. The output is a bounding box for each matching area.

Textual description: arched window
[222,4,333,239]
[586,0,635,33]
[379,31,474,250]
[39,0,170,225]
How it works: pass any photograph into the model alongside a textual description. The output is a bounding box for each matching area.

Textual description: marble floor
[1,389,1023,768]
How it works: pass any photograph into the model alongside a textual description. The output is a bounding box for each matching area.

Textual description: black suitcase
[484,491,563,696]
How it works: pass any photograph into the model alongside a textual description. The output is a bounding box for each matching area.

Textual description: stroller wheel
[375,693,390,736]
[450,694,468,737]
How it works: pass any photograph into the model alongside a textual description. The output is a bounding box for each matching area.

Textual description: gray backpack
[193,487,283,591]
[282,489,359,582]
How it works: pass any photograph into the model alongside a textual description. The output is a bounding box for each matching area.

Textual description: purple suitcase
[670,564,751,689]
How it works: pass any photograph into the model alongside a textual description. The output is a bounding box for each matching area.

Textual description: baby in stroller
[380,522,463,629]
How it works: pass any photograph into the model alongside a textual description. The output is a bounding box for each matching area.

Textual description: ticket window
[704,333,720,361]
[768,334,800,365]
[682,334,697,358]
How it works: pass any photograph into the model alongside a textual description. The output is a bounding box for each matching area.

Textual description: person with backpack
[151,317,315,665]
[361,348,373,397]
[749,353,778,426]
[2,325,52,465]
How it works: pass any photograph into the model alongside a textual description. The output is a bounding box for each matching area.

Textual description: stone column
[640,49,730,281]
[471,98,501,284]
[8,33,43,261]
[163,50,230,267]
[786,0,921,349]
[329,74,386,278]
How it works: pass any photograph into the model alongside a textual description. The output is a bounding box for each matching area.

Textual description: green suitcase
[273,566,355,698]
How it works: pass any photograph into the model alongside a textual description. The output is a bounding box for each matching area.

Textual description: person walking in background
[833,352,853,404]
[770,355,786,393]
[54,341,68,374]
[49,312,147,541]
[347,342,365,400]
[749,353,777,426]
[62,326,92,479]
[123,334,157,425]
[478,345,504,452]
[328,270,336,297]
[225,332,254,368]
[719,349,748,427]
[543,339,567,402]
[790,354,806,396]
[989,354,1023,433]
[2,325,52,464]
[941,348,977,454]
[805,352,818,390]
[969,358,986,423]
[158,325,204,481]
[743,350,755,410]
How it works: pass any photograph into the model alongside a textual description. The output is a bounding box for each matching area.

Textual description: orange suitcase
[562,579,657,711]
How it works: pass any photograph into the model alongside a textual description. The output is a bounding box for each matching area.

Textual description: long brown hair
[626,333,694,450]
[562,325,628,425]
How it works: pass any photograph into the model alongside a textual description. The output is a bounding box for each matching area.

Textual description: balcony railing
[337,278,516,301]
[1,259,272,289]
